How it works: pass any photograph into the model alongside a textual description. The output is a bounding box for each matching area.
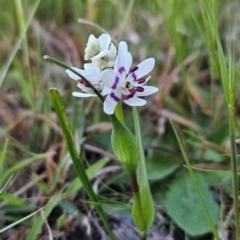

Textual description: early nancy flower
[101,41,158,115]
[66,64,110,98]
[84,34,117,69]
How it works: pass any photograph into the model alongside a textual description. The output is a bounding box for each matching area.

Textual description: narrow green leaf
[228,53,240,237]
[0,193,26,206]
[199,0,229,104]
[27,194,61,240]
[0,139,8,177]
[132,191,145,231]
[0,175,14,195]
[64,157,109,197]
[133,107,154,230]
[0,206,46,233]
[49,88,114,240]
[0,152,51,187]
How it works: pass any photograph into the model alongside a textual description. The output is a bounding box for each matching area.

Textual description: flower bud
[84,36,100,60]
[111,116,139,175]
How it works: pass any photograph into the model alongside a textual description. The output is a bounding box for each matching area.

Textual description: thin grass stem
[171,122,220,240]
[118,0,135,40]
[228,57,240,239]
[0,0,41,87]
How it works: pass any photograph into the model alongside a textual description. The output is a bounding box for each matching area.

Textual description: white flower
[66,64,110,97]
[84,34,117,69]
[101,41,159,115]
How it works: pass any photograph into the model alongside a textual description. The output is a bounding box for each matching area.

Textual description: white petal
[83,63,97,71]
[101,69,115,88]
[130,58,155,81]
[109,43,117,60]
[72,67,100,83]
[115,41,128,69]
[91,58,107,68]
[99,34,111,50]
[72,92,96,98]
[124,52,133,73]
[101,86,112,96]
[124,97,146,106]
[103,91,121,115]
[88,34,96,41]
[91,50,106,60]
[66,68,81,80]
[135,86,159,96]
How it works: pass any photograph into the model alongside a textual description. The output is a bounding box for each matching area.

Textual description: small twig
[41,209,53,240]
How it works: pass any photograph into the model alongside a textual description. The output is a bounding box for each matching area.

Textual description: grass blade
[0,0,41,87]
[171,122,220,240]
[228,55,240,238]
[78,18,108,34]
[199,0,229,104]
[64,157,108,197]
[0,206,45,233]
[27,194,61,240]
[0,175,14,195]
[0,152,52,187]
[0,139,9,178]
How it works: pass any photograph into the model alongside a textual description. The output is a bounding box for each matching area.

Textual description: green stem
[130,171,145,230]
[140,231,146,240]
[132,107,154,230]
[115,101,125,124]
[229,61,240,238]
[43,55,104,102]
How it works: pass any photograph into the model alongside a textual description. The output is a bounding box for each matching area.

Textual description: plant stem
[50,89,115,240]
[43,55,104,102]
[229,60,240,239]
[115,101,125,124]
[133,107,154,230]
[130,171,145,231]
[140,231,146,240]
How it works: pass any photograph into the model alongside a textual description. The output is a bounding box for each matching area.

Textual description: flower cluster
[66,33,158,115]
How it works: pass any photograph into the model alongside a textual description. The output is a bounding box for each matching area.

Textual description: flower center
[125,81,132,89]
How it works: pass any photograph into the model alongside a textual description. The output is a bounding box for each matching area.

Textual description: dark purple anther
[77,79,89,87]
[123,93,134,100]
[77,79,84,84]
[137,86,144,92]
[137,78,146,84]
[130,66,138,73]
[129,88,137,94]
